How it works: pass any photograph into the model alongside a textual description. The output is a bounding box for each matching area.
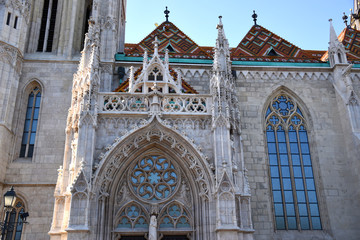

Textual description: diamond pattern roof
[123,22,327,63]
[125,21,212,59]
[231,25,323,63]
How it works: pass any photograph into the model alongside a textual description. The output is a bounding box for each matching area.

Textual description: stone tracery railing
[99,93,212,115]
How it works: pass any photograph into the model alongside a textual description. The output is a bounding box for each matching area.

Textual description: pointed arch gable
[114,200,150,231]
[263,86,323,231]
[22,78,45,95]
[262,86,314,129]
[92,117,214,199]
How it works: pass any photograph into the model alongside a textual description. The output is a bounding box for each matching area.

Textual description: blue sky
[125,0,352,50]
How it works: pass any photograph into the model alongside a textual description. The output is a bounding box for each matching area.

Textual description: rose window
[130,155,179,202]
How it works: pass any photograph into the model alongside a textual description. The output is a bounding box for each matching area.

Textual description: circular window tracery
[129,155,180,202]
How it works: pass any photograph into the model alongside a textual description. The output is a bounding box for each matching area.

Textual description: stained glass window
[265,94,321,230]
[20,87,41,158]
[159,203,191,229]
[130,155,179,202]
[117,203,149,229]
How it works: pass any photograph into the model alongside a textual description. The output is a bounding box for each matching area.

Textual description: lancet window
[20,87,41,158]
[2,199,26,240]
[37,0,58,52]
[148,67,163,81]
[265,94,321,230]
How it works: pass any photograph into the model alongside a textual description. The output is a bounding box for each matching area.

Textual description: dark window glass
[13,16,18,29]
[311,217,322,230]
[287,216,297,229]
[300,217,310,230]
[20,87,41,158]
[266,94,321,230]
[6,12,11,25]
[46,0,58,52]
[37,0,50,51]
[286,204,296,216]
[275,217,285,230]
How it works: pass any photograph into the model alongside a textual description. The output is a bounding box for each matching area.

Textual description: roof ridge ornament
[164,6,170,22]
[217,16,223,29]
[343,12,349,28]
[252,10,258,26]
[153,36,160,56]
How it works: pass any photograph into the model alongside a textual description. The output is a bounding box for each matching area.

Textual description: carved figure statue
[149,215,157,240]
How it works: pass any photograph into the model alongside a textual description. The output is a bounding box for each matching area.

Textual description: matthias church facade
[0,0,360,239]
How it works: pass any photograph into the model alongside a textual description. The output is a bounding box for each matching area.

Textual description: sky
[125,0,353,51]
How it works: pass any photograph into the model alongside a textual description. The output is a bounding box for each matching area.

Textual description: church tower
[47,1,127,239]
[0,0,31,184]
[352,0,360,30]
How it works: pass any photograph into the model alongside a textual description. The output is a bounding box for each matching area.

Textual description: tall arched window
[2,198,26,240]
[20,86,41,158]
[265,94,321,230]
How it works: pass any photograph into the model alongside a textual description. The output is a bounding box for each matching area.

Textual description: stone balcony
[98,92,212,116]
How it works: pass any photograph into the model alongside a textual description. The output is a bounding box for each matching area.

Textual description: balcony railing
[99,93,212,115]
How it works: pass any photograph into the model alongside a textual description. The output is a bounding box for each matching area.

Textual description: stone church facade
[1,0,360,240]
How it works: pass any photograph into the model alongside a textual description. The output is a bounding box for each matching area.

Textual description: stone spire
[328,19,348,67]
[213,16,231,74]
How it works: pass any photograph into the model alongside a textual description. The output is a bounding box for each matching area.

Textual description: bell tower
[351,0,360,30]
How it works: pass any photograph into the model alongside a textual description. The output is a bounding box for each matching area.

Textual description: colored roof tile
[320,27,360,63]
[123,23,326,63]
[231,25,323,63]
[125,21,212,59]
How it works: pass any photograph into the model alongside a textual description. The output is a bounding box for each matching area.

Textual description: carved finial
[252,10,258,25]
[164,6,170,22]
[57,166,63,176]
[217,16,223,29]
[129,66,134,92]
[343,12,349,27]
[143,50,148,67]
[153,36,159,56]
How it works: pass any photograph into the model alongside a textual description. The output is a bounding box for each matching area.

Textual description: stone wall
[3,58,78,240]
[233,67,360,240]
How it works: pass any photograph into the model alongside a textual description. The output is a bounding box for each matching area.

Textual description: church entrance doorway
[120,236,146,240]
[162,235,189,240]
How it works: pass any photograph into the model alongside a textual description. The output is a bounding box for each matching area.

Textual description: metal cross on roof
[252,10,258,25]
[164,6,170,22]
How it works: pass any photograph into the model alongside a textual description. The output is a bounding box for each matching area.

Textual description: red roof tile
[231,25,323,63]
[125,21,212,59]
[124,23,326,63]
[321,27,360,63]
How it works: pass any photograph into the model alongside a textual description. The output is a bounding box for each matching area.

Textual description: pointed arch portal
[91,118,215,239]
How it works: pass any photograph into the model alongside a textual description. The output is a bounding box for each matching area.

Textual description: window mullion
[25,92,36,157]
[274,127,288,230]
[43,0,53,52]
[291,126,302,231]
[282,124,298,231]
[297,126,313,230]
